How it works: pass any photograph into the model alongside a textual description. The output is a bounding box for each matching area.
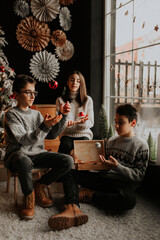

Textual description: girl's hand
[44,113,62,127]
[99,155,119,169]
[67,120,75,127]
[60,101,71,115]
[76,114,89,124]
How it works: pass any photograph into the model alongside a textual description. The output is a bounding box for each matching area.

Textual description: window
[104,0,160,162]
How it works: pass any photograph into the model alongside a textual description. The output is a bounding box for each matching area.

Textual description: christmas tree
[147,132,156,161]
[98,104,114,140]
[0,27,15,113]
[98,104,108,140]
[107,125,114,140]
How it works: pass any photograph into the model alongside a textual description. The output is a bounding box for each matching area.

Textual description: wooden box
[74,140,108,170]
[31,105,60,152]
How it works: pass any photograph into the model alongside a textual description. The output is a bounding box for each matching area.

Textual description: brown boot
[48,204,75,231]
[79,188,95,203]
[34,181,53,208]
[72,204,88,226]
[20,190,35,220]
[48,204,88,231]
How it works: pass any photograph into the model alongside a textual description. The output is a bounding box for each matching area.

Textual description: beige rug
[0,180,159,240]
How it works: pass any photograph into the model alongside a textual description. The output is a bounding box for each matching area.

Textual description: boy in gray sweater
[58,104,149,213]
[4,75,88,228]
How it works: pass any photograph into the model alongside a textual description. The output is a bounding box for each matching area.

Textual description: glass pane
[134,0,160,47]
[114,52,133,103]
[135,105,160,162]
[133,46,160,103]
[115,1,133,53]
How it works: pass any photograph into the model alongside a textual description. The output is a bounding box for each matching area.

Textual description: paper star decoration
[154,25,159,32]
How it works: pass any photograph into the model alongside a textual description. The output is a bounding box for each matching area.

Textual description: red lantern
[49,80,58,89]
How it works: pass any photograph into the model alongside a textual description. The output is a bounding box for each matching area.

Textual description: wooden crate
[31,104,56,118]
[74,140,108,170]
[31,105,60,152]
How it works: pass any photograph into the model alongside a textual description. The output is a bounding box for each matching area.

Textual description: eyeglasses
[20,91,38,97]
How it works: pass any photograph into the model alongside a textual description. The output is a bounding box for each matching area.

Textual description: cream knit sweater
[56,93,94,139]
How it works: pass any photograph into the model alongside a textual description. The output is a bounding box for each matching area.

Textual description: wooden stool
[6,168,52,206]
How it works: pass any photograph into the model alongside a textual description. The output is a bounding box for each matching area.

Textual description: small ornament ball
[79,111,85,117]
[95,142,101,149]
[49,80,58,89]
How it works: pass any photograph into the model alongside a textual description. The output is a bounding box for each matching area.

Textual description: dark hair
[13,74,36,93]
[62,70,87,107]
[116,104,137,122]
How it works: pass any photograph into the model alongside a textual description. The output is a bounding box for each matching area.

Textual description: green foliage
[98,104,108,139]
[98,104,114,140]
[147,132,156,161]
[107,125,114,140]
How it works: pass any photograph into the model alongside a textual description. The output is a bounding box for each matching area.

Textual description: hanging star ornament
[125,10,128,16]
[133,16,136,23]
[154,25,159,32]
[142,21,145,28]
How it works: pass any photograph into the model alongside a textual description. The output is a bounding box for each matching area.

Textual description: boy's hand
[70,150,84,163]
[99,155,118,169]
[76,114,89,124]
[44,113,62,127]
[60,101,71,115]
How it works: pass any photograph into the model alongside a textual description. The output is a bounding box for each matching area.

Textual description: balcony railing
[114,60,160,104]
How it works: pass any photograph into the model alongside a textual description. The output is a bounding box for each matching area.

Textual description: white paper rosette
[13,0,30,18]
[55,40,74,61]
[31,0,60,22]
[59,7,72,31]
[30,50,60,82]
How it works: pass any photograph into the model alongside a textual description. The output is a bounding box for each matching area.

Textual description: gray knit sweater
[4,106,67,167]
[103,135,149,183]
[56,95,94,139]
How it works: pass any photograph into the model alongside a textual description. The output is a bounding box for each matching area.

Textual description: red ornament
[79,112,85,117]
[9,93,15,99]
[49,80,58,89]
[0,66,5,72]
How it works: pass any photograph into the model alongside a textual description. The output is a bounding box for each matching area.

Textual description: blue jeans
[10,151,74,196]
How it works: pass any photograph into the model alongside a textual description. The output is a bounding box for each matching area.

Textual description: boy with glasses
[3,74,88,227]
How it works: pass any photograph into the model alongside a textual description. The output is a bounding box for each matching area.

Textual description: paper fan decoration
[55,40,74,61]
[51,29,66,47]
[31,0,60,22]
[30,50,60,82]
[13,0,30,18]
[59,0,75,5]
[59,7,72,31]
[16,16,51,52]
